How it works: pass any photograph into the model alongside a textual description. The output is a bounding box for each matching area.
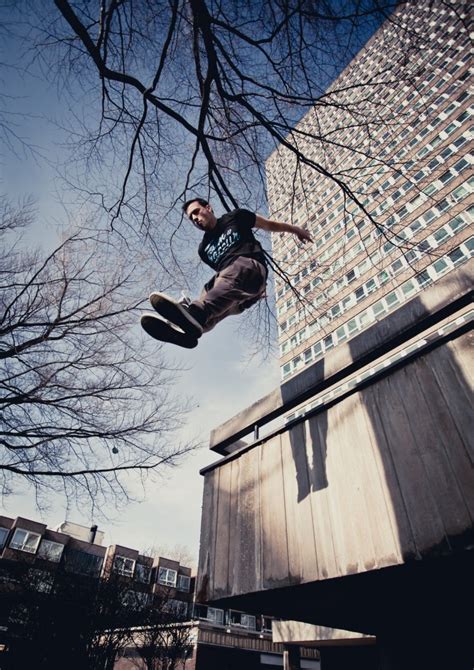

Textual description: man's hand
[255,214,313,243]
[294,227,313,244]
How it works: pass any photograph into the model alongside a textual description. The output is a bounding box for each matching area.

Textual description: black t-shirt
[198,208,266,272]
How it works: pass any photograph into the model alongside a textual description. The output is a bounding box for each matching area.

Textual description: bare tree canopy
[2,558,192,669]
[0,197,196,511]
[18,1,411,243]
[3,1,470,356]
[143,542,196,570]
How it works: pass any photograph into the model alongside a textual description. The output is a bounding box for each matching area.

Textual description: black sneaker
[149,292,203,338]
[140,313,199,349]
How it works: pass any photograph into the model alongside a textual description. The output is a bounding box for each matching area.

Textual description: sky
[0,2,386,568]
[1,13,281,568]
[4,312,280,567]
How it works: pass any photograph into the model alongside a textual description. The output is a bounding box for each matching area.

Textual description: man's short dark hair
[182,197,209,215]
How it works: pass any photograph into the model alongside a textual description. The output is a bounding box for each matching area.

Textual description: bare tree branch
[0,197,198,513]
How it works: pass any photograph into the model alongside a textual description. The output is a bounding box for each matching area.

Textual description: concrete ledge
[210,260,473,454]
[273,620,376,647]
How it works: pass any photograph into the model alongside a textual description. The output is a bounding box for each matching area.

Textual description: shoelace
[178,291,192,307]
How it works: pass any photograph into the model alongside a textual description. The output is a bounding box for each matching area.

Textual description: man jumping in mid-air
[140,198,313,348]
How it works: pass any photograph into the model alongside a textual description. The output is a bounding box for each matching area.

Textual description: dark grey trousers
[190,257,267,333]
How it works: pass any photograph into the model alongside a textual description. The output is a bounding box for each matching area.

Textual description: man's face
[185,201,217,231]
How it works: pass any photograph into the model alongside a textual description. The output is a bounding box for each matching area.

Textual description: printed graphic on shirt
[203,228,241,266]
[198,208,265,272]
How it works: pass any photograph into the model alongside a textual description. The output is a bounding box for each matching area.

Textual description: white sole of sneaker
[140,313,199,349]
[149,292,203,336]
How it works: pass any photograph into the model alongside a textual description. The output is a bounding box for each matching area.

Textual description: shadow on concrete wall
[287,287,473,536]
[289,407,329,500]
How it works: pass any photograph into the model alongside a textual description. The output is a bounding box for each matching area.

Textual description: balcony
[197,262,473,667]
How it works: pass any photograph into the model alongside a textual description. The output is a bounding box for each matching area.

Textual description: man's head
[183,198,217,231]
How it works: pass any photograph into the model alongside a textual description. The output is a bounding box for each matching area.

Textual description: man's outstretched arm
[255,214,313,244]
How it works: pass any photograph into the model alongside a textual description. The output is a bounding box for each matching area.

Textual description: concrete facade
[197,269,473,668]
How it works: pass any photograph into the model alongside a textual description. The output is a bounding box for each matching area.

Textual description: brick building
[0,515,320,669]
[0,515,192,667]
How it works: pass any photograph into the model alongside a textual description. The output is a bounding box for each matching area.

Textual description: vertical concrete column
[283,645,300,670]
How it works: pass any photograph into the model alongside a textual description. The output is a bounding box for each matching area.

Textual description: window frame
[10,528,41,554]
[114,555,136,578]
[37,539,64,563]
[177,574,191,592]
[158,566,178,587]
[135,562,152,584]
[0,527,9,549]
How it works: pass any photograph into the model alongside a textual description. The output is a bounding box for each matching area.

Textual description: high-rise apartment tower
[266,0,472,382]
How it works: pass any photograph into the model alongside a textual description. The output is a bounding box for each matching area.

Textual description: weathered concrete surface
[210,261,473,454]
[273,620,375,646]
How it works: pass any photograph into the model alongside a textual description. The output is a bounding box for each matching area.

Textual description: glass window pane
[359,311,374,327]
[402,280,416,296]
[63,548,104,576]
[336,326,347,342]
[10,529,27,549]
[366,279,377,293]
[464,237,474,253]
[449,247,464,265]
[372,301,386,317]
[449,216,466,233]
[386,292,400,307]
[439,170,453,184]
[114,556,135,577]
[158,567,177,587]
[24,533,40,551]
[177,575,191,592]
[433,259,448,274]
[323,335,334,350]
[347,319,358,334]
[135,563,151,583]
[453,185,468,201]
[208,607,224,624]
[37,540,64,562]
[10,529,41,554]
[433,228,449,243]
[0,528,8,548]
[416,271,431,288]
[242,614,256,629]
